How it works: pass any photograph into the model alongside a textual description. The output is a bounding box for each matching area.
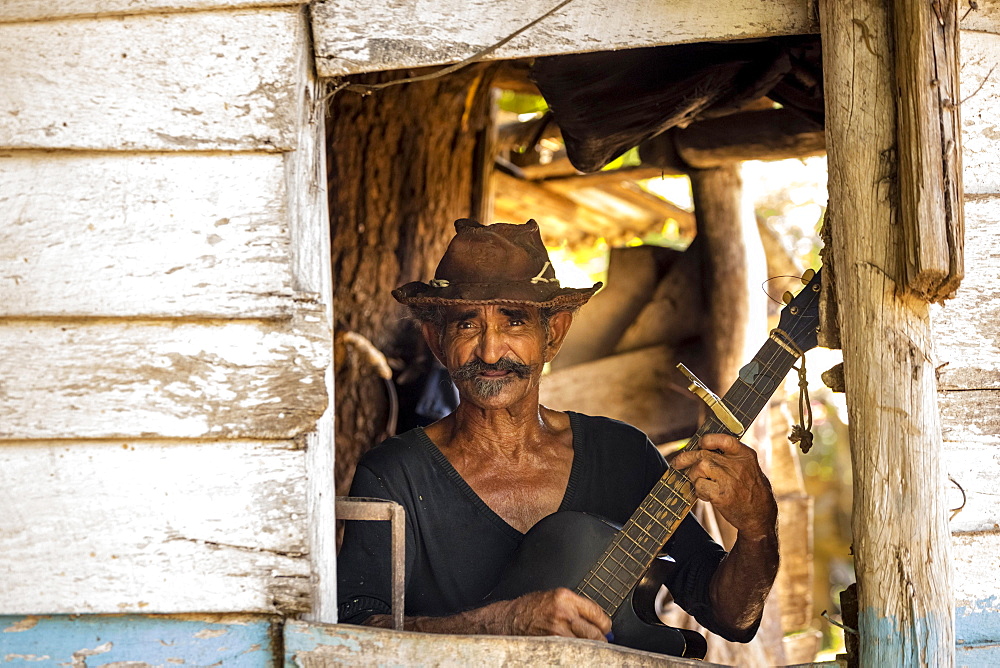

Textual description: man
[337,219,779,654]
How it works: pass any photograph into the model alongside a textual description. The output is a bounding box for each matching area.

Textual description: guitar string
[579,293,821,603]
[579,341,797,611]
[581,340,797,606]
[577,315,817,611]
[580,332,812,610]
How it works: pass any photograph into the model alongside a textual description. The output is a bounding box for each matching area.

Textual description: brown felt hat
[392,219,602,308]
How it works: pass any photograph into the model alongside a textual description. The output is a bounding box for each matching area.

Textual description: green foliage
[497,90,549,115]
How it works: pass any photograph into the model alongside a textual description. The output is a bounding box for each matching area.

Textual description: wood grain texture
[892,0,964,300]
[960,30,1000,194]
[960,0,1000,35]
[0,152,305,318]
[0,615,278,664]
[952,532,1000,610]
[284,620,705,667]
[311,0,818,77]
[820,0,955,662]
[932,196,1000,390]
[282,40,339,624]
[943,438,1000,533]
[0,8,306,151]
[0,440,310,614]
[540,343,702,444]
[0,320,329,440]
[0,0,299,23]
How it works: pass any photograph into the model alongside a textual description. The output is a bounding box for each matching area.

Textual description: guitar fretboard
[574,337,798,616]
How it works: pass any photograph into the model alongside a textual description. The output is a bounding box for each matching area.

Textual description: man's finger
[693,477,721,501]
[700,433,742,453]
[670,450,704,470]
[569,616,609,641]
[571,593,613,634]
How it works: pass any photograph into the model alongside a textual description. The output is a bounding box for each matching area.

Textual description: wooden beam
[641,109,825,170]
[312,0,819,77]
[592,181,696,237]
[891,0,965,300]
[819,0,954,663]
[492,170,621,240]
[540,165,684,187]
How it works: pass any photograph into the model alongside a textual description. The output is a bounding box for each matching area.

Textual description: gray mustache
[451,357,532,382]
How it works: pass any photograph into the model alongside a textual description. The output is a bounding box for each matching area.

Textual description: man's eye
[457,322,474,330]
[509,319,525,327]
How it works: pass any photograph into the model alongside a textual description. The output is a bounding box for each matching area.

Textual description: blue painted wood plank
[0,615,275,667]
[957,643,1000,668]
[957,596,1000,646]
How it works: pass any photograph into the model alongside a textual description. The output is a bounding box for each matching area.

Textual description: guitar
[489,269,823,658]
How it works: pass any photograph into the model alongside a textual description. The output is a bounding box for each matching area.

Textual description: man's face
[433,304,551,409]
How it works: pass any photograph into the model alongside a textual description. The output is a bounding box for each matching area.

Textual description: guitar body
[489,511,708,659]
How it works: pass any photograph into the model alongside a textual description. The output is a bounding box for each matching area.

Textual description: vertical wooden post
[819,1,955,664]
[690,165,784,664]
[891,0,964,300]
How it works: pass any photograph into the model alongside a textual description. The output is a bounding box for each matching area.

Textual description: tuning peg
[801,268,816,284]
[782,291,793,305]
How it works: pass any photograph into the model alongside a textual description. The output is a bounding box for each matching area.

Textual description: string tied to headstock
[771,327,814,454]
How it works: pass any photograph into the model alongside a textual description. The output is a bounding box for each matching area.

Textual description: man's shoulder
[570,411,650,443]
[357,427,429,472]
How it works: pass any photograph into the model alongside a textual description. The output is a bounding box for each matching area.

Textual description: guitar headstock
[776,268,822,353]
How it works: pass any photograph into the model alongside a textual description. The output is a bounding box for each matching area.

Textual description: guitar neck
[575,336,799,616]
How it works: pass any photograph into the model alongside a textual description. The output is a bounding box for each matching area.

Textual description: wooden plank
[311,0,818,78]
[961,1,1000,35]
[552,245,677,370]
[932,196,1000,389]
[942,439,1000,532]
[493,170,620,243]
[952,532,1000,614]
[615,240,703,354]
[892,0,964,301]
[0,441,309,614]
[540,343,702,444]
[960,30,1000,194]
[0,8,307,151]
[284,620,706,667]
[820,0,955,662]
[0,0,299,23]
[0,152,306,318]
[282,41,339,624]
[0,615,277,664]
[0,320,329,440]
[940,391,1000,445]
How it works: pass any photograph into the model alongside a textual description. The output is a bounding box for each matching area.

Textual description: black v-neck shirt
[337,412,727,629]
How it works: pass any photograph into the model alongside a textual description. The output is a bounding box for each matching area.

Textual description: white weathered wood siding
[310,0,819,77]
[933,19,1000,655]
[0,3,332,616]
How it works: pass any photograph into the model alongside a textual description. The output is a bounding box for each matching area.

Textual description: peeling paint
[0,615,274,666]
[858,609,953,666]
[3,617,42,633]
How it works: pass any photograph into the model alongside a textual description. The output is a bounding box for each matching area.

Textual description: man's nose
[476,325,506,364]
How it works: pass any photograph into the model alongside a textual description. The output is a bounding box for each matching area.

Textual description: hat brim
[392,280,603,309]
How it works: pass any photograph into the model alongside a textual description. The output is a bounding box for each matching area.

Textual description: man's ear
[422,322,446,365]
[543,310,574,363]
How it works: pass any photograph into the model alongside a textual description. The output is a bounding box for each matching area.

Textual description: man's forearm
[363,599,512,635]
[707,528,780,634]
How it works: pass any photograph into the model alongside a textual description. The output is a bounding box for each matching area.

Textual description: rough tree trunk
[327,65,495,496]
